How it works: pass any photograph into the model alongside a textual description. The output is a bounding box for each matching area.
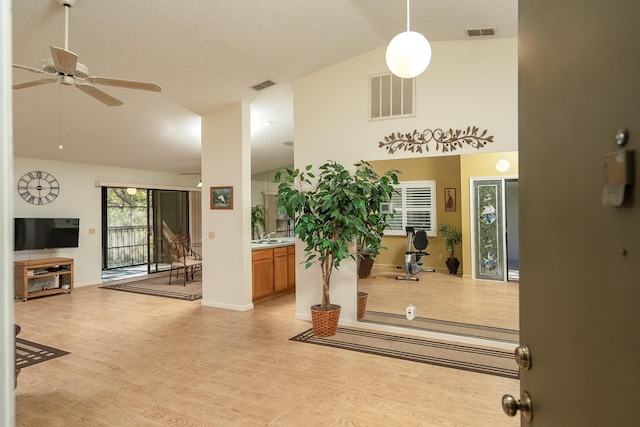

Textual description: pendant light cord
[406,0,411,32]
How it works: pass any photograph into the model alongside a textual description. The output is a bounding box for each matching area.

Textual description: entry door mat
[361,311,519,344]
[16,338,70,370]
[101,281,202,301]
[290,327,518,379]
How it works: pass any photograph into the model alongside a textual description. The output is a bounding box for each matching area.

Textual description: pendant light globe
[386,30,432,78]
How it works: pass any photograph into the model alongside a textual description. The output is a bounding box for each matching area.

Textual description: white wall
[200,102,253,311]
[293,38,518,323]
[12,157,198,286]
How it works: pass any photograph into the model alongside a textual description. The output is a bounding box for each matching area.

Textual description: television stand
[14,258,74,301]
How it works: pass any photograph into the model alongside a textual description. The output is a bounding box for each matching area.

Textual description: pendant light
[386,0,432,78]
[496,153,510,172]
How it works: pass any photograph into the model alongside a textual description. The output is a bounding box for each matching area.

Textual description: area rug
[16,338,70,370]
[290,327,518,379]
[100,274,202,301]
[361,311,519,344]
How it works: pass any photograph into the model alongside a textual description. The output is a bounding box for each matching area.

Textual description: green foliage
[438,224,462,258]
[106,188,148,227]
[275,161,399,308]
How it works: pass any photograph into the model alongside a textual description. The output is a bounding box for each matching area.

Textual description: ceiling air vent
[466,28,496,37]
[251,80,276,91]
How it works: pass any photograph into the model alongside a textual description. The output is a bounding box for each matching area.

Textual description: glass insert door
[103,188,150,271]
[151,190,190,273]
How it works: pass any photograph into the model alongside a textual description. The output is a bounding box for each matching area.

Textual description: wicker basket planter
[357,291,368,319]
[311,304,341,337]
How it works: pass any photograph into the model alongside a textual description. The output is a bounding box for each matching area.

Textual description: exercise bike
[395,227,435,281]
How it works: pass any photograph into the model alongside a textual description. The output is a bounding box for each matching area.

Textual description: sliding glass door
[102,187,190,276]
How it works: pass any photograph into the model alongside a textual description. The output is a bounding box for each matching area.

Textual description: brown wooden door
[517,0,640,424]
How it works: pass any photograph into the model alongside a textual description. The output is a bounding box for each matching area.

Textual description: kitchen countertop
[251,237,295,250]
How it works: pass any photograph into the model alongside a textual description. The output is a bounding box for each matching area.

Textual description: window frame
[385,180,437,237]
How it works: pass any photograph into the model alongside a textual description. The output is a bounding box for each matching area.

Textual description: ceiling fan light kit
[12,0,161,107]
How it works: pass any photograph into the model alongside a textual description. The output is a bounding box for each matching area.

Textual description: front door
[516,1,640,425]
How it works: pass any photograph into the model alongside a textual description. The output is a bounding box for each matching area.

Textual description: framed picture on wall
[210,186,233,209]
[445,188,456,212]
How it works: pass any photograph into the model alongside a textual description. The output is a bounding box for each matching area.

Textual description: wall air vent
[466,28,496,37]
[370,73,415,121]
[251,80,276,91]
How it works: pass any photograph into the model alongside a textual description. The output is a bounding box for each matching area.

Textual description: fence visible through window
[106,225,152,268]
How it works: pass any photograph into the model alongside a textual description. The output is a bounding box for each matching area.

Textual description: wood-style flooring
[14,278,519,426]
[359,265,519,330]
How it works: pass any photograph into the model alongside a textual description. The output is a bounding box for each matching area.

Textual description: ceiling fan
[12,0,161,107]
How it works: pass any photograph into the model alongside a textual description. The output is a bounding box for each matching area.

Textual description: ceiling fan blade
[13,78,57,90]
[50,46,78,75]
[88,76,161,92]
[75,82,123,107]
[12,64,48,75]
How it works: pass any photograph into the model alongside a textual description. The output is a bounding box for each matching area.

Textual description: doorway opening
[101,187,192,282]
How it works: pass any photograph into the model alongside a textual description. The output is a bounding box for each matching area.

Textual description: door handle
[502,391,533,422]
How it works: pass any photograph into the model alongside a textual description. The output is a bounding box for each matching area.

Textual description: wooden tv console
[14,258,74,301]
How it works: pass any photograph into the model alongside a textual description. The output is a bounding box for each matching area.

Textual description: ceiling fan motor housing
[42,58,89,79]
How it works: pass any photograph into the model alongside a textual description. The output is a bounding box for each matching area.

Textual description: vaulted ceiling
[11,0,517,175]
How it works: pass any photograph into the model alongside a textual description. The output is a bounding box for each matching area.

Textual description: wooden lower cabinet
[252,245,295,301]
[252,249,274,300]
[287,245,296,289]
[273,247,288,292]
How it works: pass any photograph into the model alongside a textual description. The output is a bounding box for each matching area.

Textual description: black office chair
[396,228,435,281]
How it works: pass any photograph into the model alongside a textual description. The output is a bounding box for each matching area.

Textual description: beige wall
[293,38,519,322]
[370,156,462,274]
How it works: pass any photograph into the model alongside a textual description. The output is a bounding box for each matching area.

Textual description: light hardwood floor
[14,279,519,426]
[359,266,519,330]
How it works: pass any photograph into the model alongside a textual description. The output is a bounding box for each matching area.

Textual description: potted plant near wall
[438,224,462,274]
[275,160,398,336]
[356,186,398,279]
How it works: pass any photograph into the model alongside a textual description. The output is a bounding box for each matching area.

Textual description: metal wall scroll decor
[378,126,494,154]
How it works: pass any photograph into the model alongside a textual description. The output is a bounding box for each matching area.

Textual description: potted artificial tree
[275,160,398,336]
[438,224,462,274]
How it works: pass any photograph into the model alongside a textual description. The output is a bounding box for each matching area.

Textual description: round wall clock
[17,170,60,205]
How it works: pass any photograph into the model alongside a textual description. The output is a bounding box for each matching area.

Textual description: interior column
[200,102,253,311]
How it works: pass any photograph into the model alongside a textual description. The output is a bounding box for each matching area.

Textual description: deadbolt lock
[515,344,532,369]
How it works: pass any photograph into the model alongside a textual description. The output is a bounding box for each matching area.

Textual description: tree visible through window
[105,188,150,268]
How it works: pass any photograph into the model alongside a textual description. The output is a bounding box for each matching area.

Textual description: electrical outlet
[406,304,416,320]
[439,254,443,260]
[209,231,215,239]
[88,228,96,235]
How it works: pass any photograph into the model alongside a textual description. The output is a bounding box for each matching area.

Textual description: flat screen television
[14,218,80,251]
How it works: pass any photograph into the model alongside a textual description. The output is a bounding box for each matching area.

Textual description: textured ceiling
[11,0,517,175]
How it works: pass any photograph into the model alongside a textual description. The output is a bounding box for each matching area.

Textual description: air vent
[251,80,276,91]
[466,27,496,37]
[370,73,415,121]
